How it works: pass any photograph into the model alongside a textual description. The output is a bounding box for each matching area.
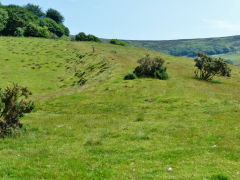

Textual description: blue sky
[1,0,240,40]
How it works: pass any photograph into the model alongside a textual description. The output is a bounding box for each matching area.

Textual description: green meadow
[1,37,240,179]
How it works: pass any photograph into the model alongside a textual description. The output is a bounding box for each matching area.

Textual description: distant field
[122,35,240,65]
[1,37,240,179]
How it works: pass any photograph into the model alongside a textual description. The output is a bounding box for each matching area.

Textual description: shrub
[75,32,101,42]
[0,83,35,137]
[124,73,137,80]
[211,174,228,180]
[110,39,129,46]
[0,7,8,32]
[40,18,64,37]
[194,52,231,81]
[24,22,40,37]
[14,27,25,37]
[38,26,50,38]
[133,55,168,80]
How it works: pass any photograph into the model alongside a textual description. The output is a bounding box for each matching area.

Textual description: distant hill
[121,35,240,65]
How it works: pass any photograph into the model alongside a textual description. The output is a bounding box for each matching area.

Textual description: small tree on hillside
[0,83,35,137]
[194,52,231,81]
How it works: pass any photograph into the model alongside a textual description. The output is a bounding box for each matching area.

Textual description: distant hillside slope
[123,35,240,65]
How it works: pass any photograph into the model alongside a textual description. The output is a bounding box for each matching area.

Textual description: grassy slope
[124,35,240,65]
[1,37,240,179]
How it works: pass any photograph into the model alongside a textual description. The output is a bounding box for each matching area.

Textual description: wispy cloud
[202,19,240,32]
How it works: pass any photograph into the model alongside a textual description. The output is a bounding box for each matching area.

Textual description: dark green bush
[124,73,137,80]
[40,18,64,37]
[0,83,35,137]
[133,55,169,80]
[24,22,40,37]
[14,27,25,37]
[110,39,129,46]
[194,52,231,81]
[75,32,101,42]
[211,174,228,180]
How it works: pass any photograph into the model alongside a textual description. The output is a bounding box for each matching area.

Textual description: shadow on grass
[193,76,222,84]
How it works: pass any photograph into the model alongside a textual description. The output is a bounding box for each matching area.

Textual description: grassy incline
[0,37,240,179]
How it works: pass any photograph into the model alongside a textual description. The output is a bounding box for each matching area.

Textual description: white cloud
[202,19,240,33]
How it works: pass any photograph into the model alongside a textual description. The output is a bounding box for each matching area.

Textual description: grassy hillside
[124,35,240,65]
[1,37,240,179]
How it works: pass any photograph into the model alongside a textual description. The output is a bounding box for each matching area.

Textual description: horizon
[2,0,240,40]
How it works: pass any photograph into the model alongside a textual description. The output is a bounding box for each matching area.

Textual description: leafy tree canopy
[46,8,64,24]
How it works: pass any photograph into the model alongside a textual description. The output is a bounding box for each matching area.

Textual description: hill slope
[1,37,240,179]
[124,35,240,65]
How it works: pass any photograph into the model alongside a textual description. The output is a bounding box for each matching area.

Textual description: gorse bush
[133,55,169,80]
[110,39,129,46]
[0,83,34,137]
[194,52,231,81]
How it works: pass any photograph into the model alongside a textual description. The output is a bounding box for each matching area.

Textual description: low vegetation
[0,83,34,137]
[127,54,169,80]
[110,39,129,46]
[75,32,101,42]
[194,52,231,81]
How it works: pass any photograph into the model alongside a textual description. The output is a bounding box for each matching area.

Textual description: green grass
[0,37,240,179]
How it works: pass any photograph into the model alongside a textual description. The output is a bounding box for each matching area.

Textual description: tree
[25,3,45,18]
[46,8,64,24]
[0,7,8,32]
[194,52,231,81]
[0,83,34,137]
[2,5,38,36]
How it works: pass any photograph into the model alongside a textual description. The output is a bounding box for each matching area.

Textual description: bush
[38,26,50,38]
[0,83,34,137]
[75,32,101,42]
[133,55,169,80]
[14,27,24,37]
[40,18,64,37]
[0,7,8,32]
[211,174,228,180]
[194,52,231,81]
[110,39,129,46]
[124,73,137,80]
[24,22,40,37]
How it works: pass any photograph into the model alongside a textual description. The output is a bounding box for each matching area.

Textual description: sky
[1,0,240,40]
